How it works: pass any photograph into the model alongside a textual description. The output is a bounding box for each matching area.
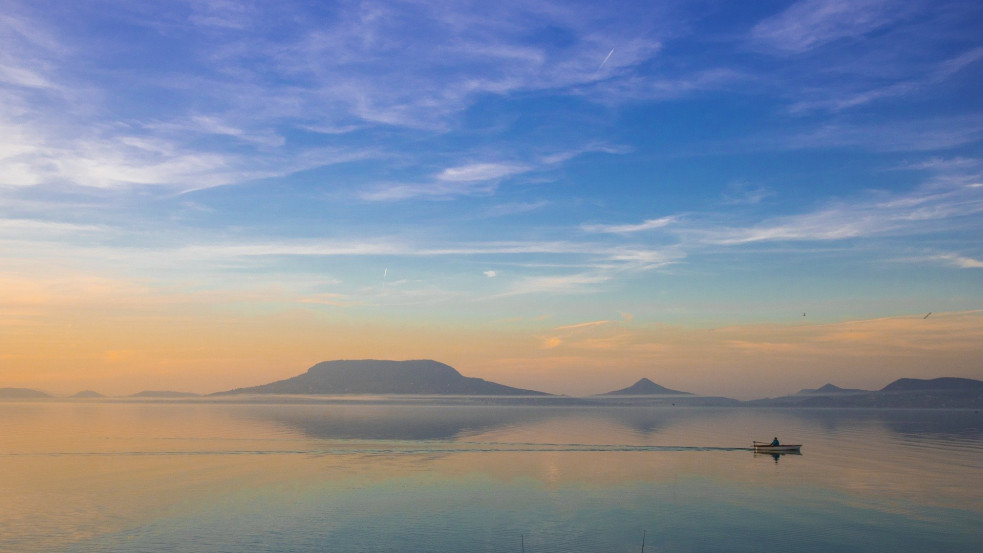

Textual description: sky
[1,0,982,399]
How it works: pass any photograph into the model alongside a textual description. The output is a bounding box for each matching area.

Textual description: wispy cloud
[0,107,376,190]
[694,180,983,245]
[582,161,983,267]
[145,115,286,148]
[582,216,676,234]
[502,272,614,297]
[165,239,676,264]
[539,319,614,349]
[553,320,612,332]
[248,1,669,128]
[0,218,109,237]
[355,162,533,202]
[360,149,614,202]
[359,142,633,202]
[893,156,982,172]
[923,253,983,269]
[0,2,675,193]
[778,115,983,152]
[358,180,498,201]
[590,68,744,102]
[750,0,917,54]
[483,200,550,218]
[721,311,983,357]
[722,181,773,205]
[437,162,531,182]
[539,144,632,165]
[789,47,983,113]
[0,62,55,89]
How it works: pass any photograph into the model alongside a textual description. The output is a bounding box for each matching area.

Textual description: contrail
[597,48,614,71]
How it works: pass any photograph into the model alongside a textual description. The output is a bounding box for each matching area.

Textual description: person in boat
[770,437,780,446]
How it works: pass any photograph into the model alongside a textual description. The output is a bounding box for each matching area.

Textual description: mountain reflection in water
[1,400,981,553]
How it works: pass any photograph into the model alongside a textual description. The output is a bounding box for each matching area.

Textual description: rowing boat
[753,441,801,453]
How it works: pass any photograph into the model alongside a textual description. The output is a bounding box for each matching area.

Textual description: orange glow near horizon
[3,271,981,400]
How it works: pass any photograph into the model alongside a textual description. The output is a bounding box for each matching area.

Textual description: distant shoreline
[3,393,981,410]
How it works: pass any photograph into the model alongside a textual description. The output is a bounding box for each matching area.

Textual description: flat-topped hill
[217,359,549,396]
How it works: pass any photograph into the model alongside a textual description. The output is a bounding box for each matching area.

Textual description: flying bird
[923,312,931,319]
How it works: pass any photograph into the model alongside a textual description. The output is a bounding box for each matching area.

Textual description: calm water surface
[1,400,981,552]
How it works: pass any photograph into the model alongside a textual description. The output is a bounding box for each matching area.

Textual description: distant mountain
[0,387,50,399]
[129,390,200,398]
[216,359,550,396]
[880,377,983,393]
[593,378,740,406]
[600,378,692,396]
[750,377,983,408]
[72,390,105,398]
[796,383,869,395]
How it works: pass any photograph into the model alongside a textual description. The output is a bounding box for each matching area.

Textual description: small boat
[753,441,801,453]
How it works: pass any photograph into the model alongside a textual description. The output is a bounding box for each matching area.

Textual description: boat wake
[4,441,758,457]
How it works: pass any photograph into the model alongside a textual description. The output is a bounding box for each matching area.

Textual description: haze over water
[2,400,981,552]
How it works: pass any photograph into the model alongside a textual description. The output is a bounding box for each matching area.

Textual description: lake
[2,399,981,552]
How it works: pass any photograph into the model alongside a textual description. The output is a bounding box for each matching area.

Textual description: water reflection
[754,450,802,463]
[2,401,982,553]
[777,407,983,440]
[232,402,559,440]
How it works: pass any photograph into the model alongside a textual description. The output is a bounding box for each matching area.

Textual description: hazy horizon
[6,356,982,401]
[2,1,982,400]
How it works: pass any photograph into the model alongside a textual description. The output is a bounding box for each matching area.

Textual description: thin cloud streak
[359,161,532,201]
[789,47,983,114]
[437,162,531,182]
[927,253,983,269]
[692,181,983,245]
[750,0,918,54]
[582,216,676,234]
[173,239,680,264]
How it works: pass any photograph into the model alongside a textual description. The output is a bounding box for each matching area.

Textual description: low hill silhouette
[216,359,549,396]
[0,387,50,399]
[750,377,983,408]
[129,390,200,398]
[880,377,983,393]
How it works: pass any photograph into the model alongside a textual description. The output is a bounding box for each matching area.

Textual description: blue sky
[2,0,982,397]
